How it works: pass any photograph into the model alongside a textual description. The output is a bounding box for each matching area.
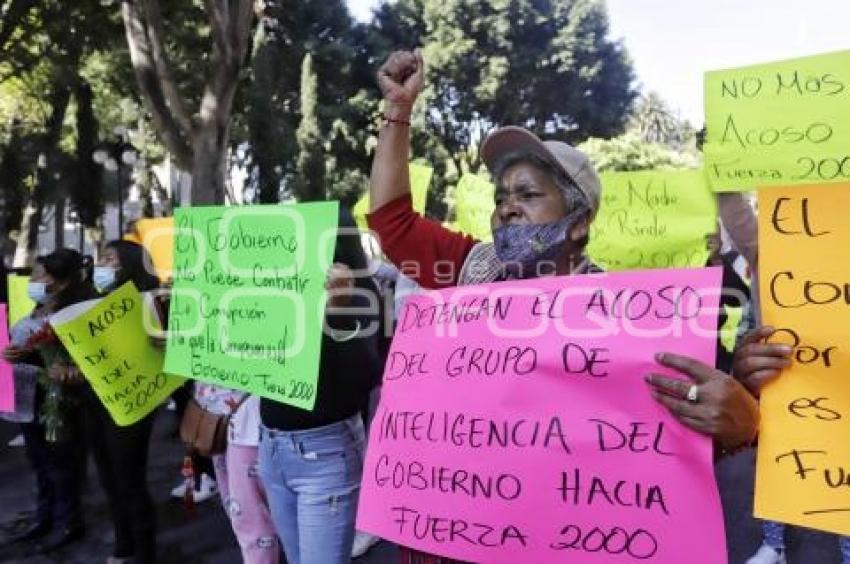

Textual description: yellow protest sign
[452,173,494,241]
[134,217,175,281]
[755,182,850,535]
[7,275,35,327]
[123,232,142,244]
[353,163,432,230]
[705,50,850,192]
[587,169,717,270]
[50,282,184,426]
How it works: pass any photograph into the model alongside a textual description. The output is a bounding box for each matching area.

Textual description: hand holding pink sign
[357,267,726,563]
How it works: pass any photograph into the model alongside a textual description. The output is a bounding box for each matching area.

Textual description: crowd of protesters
[1,49,848,564]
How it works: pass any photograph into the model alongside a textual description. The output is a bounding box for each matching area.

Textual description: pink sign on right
[357,267,726,563]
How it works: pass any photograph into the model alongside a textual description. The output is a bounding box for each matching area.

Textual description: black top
[0,262,6,304]
[715,252,751,373]
[260,292,383,431]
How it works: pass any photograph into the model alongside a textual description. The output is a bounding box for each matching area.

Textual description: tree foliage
[293,52,325,202]
[579,130,699,173]
[0,0,643,259]
[0,1,127,262]
[579,92,700,173]
[629,92,696,148]
[368,0,637,215]
[121,0,254,205]
[247,0,371,204]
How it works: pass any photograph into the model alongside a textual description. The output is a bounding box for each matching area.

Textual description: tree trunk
[86,221,105,262]
[12,75,71,265]
[13,200,41,267]
[121,0,255,207]
[191,124,228,205]
[53,199,65,248]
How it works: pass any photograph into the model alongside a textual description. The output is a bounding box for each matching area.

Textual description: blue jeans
[258,415,365,564]
[764,521,850,564]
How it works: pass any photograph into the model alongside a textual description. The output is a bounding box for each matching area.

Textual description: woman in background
[2,249,95,552]
[84,239,160,564]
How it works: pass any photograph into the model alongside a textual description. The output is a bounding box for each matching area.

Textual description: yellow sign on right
[705,50,850,192]
[756,182,850,536]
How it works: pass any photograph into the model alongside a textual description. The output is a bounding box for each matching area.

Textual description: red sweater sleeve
[367,194,478,289]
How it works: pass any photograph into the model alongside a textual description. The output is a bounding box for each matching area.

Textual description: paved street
[0,411,843,563]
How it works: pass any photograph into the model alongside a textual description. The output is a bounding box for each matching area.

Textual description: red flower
[24,324,59,350]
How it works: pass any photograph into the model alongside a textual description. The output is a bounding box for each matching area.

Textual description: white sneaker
[193,473,219,503]
[169,473,218,503]
[170,479,188,499]
[351,531,380,558]
[746,544,786,564]
[7,434,24,447]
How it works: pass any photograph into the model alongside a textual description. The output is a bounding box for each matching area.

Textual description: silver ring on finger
[686,384,700,403]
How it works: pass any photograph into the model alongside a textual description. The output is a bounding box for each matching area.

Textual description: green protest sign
[164,202,339,410]
[353,163,432,230]
[587,169,717,270]
[453,173,494,241]
[704,49,850,191]
[50,282,184,425]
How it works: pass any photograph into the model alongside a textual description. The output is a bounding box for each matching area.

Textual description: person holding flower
[2,249,96,552]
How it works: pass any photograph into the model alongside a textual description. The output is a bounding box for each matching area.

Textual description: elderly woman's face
[491,162,568,229]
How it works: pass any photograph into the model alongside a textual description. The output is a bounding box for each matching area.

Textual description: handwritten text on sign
[357,268,726,563]
[704,49,850,191]
[756,183,850,535]
[587,170,717,271]
[50,283,184,426]
[164,203,338,410]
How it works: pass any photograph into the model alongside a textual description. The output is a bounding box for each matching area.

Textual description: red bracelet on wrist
[381,113,411,126]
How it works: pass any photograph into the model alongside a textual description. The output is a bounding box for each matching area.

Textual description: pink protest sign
[357,268,726,563]
[0,305,15,413]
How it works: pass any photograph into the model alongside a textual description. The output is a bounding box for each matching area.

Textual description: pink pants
[213,445,280,564]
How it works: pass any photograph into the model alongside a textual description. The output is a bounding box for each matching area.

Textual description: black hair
[104,239,160,292]
[333,207,369,273]
[36,248,97,311]
[333,206,378,293]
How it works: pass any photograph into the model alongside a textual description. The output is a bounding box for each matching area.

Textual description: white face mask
[27,282,48,304]
[93,266,118,291]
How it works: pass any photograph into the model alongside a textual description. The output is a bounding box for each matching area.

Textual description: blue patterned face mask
[93,266,118,291]
[492,206,588,278]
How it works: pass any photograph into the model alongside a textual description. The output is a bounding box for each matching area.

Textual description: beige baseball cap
[481,126,602,217]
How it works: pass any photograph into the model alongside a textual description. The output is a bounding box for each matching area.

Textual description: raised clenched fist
[376,49,425,110]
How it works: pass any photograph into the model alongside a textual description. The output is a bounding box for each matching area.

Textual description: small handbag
[179,395,249,457]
